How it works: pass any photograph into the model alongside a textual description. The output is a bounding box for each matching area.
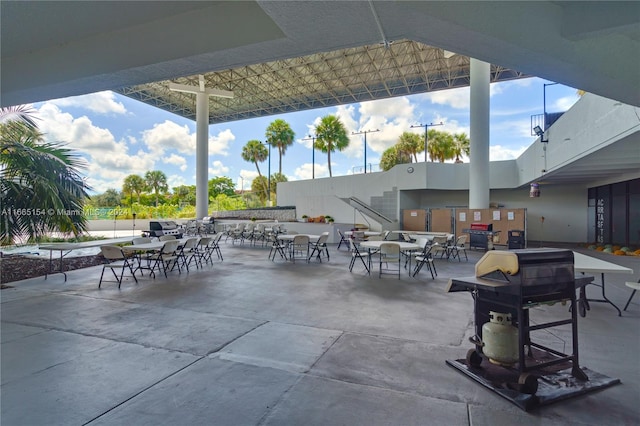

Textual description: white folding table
[39,237,136,281]
[572,251,634,316]
[360,240,421,276]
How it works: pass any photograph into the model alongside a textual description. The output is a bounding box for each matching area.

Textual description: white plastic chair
[624,279,640,311]
[448,235,468,261]
[348,238,371,274]
[308,232,330,262]
[430,235,449,259]
[413,245,437,279]
[289,235,310,263]
[99,245,138,288]
[149,240,181,277]
[178,237,201,271]
[268,233,288,261]
[337,229,349,250]
[379,242,401,279]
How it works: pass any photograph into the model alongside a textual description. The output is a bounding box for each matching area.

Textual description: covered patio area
[1,243,639,425]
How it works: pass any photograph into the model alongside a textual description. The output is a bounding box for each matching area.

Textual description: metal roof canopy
[115,40,527,124]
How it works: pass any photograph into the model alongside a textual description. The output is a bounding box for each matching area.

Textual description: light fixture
[533,125,548,143]
[529,183,540,198]
[411,122,443,162]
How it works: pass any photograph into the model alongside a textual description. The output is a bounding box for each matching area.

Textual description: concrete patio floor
[2,240,639,425]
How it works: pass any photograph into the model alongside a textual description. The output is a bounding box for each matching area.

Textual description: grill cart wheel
[518,373,538,395]
[466,348,483,367]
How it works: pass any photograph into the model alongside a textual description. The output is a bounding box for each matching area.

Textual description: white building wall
[277,94,639,243]
[517,93,640,186]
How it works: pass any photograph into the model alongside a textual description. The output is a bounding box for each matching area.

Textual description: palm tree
[270,172,288,196]
[314,115,350,177]
[241,139,269,200]
[241,139,268,177]
[122,174,145,204]
[265,119,295,175]
[397,132,422,163]
[380,145,412,171]
[1,109,89,245]
[144,170,168,207]
[0,105,38,129]
[251,175,269,204]
[427,130,455,162]
[452,133,470,163]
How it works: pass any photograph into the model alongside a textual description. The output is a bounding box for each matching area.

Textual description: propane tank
[482,311,519,366]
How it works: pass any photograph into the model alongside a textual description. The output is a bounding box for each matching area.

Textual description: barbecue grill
[145,221,184,238]
[446,248,619,411]
[462,223,499,250]
[201,216,216,234]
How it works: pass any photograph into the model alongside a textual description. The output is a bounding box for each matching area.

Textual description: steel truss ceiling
[115,39,528,124]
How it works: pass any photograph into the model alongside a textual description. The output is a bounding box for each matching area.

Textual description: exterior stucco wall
[276,94,639,243]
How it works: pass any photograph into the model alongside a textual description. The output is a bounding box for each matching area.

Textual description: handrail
[346,197,394,224]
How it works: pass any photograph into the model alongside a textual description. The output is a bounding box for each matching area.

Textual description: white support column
[195,92,209,219]
[169,75,233,219]
[469,58,490,209]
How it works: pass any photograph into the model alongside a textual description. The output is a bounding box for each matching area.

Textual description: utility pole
[543,82,559,130]
[301,135,317,179]
[261,141,271,206]
[352,129,380,173]
[411,122,443,162]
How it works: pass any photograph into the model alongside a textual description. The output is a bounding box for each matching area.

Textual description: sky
[31,77,580,195]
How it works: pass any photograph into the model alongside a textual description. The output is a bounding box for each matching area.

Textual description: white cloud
[490,144,528,161]
[492,117,537,140]
[167,174,187,189]
[298,134,316,149]
[240,170,260,190]
[554,95,579,111]
[37,103,156,194]
[352,97,418,156]
[48,91,127,115]
[359,97,414,119]
[210,128,235,156]
[335,104,358,131]
[209,160,229,176]
[142,120,195,155]
[293,163,329,180]
[162,153,187,171]
[428,87,470,109]
[240,169,259,181]
[438,118,468,136]
[85,177,123,194]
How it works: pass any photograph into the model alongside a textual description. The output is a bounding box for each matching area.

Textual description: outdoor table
[122,238,191,277]
[572,251,634,317]
[388,230,452,242]
[39,236,136,281]
[277,234,320,242]
[359,240,421,276]
[343,231,382,238]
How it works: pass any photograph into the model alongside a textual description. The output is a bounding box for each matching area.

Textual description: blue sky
[32,77,579,195]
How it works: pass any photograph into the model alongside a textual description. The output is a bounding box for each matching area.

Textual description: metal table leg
[583,273,622,316]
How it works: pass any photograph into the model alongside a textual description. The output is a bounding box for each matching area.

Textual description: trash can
[508,230,525,249]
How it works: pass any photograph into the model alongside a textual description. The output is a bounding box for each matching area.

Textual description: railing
[531,112,566,135]
[351,163,379,174]
[348,197,394,224]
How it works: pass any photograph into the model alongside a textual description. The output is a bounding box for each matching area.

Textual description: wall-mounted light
[529,182,541,198]
[533,125,548,143]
